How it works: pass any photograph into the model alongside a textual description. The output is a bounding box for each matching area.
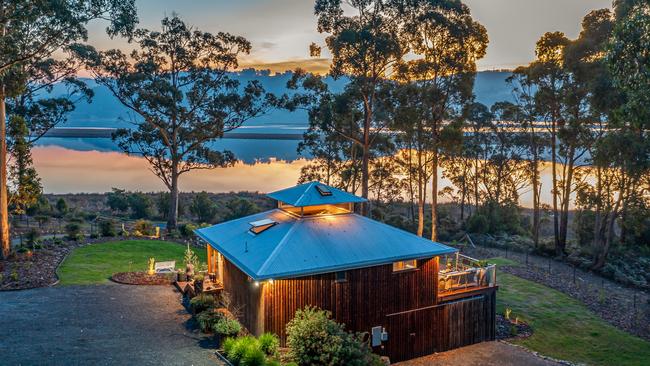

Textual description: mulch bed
[496,314,533,340]
[0,239,87,290]
[112,271,176,285]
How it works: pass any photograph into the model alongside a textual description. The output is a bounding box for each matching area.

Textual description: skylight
[249,218,277,235]
[316,184,332,196]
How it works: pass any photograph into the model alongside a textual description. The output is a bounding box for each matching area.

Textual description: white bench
[155,261,176,273]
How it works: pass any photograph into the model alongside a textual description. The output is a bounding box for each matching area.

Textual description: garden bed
[0,238,89,290]
[496,314,532,340]
[111,271,176,285]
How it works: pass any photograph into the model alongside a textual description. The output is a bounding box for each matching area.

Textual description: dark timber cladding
[224,254,496,362]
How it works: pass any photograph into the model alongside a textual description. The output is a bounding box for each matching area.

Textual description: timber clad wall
[221,256,496,362]
[222,259,264,335]
[263,257,440,342]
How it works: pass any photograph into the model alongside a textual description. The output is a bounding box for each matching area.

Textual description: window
[249,219,277,234]
[316,184,333,196]
[393,259,417,272]
[335,271,347,283]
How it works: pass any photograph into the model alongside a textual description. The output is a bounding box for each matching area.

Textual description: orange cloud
[239,58,331,75]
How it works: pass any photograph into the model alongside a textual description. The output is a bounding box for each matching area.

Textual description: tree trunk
[430,149,438,242]
[0,90,9,258]
[551,120,560,256]
[167,164,180,232]
[558,148,575,256]
[416,149,424,237]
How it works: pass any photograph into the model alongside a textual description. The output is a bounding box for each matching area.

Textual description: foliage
[179,223,198,238]
[286,306,382,366]
[223,197,260,221]
[64,223,82,241]
[222,335,282,366]
[190,191,218,224]
[55,198,68,216]
[184,244,200,270]
[258,333,280,357]
[25,229,40,246]
[99,219,117,237]
[213,317,242,337]
[7,116,42,215]
[128,192,154,220]
[190,293,216,314]
[133,220,155,237]
[196,308,227,333]
[106,188,130,213]
[74,15,274,231]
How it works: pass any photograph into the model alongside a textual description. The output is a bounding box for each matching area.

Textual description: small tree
[107,188,130,214]
[127,192,153,219]
[223,197,259,221]
[55,198,68,217]
[189,192,217,224]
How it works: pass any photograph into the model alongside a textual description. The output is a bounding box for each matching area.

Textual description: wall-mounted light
[254,281,260,287]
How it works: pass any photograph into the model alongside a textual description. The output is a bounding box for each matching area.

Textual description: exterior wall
[220,254,496,362]
[222,259,264,336]
[262,257,440,349]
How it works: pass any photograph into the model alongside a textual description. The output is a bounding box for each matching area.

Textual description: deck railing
[438,253,496,298]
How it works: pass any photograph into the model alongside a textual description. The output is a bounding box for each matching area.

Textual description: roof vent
[315,184,333,196]
[249,218,277,235]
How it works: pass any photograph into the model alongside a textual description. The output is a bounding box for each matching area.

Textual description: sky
[84,0,614,74]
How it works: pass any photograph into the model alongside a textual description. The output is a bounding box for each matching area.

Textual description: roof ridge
[257,217,301,276]
[293,181,316,207]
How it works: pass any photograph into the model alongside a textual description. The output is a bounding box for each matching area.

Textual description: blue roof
[195,209,457,280]
[266,181,367,207]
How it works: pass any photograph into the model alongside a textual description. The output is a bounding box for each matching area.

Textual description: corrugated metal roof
[266,181,367,207]
[195,209,457,280]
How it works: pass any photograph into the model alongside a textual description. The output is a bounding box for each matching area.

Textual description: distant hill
[54,70,513,130]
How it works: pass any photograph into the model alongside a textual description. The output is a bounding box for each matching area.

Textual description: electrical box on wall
[371,326,387,347]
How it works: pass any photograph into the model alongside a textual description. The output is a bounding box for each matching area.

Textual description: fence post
[548,257,551,274]
[525,251,529,266]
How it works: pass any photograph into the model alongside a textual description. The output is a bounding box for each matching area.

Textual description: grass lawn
[491,258,650,366]
[57,240,207,285]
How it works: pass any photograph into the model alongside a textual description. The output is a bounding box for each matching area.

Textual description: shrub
[196,309,226,333]
[213,317,242,337]
[99,219,117,237]
[184,244,200,269]
[467,214,489,234]
[226,336,258,365]
[286,306,382,366]
[89,232,99,239]
[258,333,279,356]
[190,293,215,314]
[64,223,82,241]
[133,220,155,236]
[25,229,40,245]
[241,347,266,366]
[179,223,198,238]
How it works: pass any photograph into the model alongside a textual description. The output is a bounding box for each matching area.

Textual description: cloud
[239,58,331,75]
[258,41,277,50]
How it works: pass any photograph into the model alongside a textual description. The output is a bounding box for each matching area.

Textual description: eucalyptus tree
[312,0,403,215]
[392,0,488,240]
[587,0,650,268]
[75,16,275,231]
[527,31,570,255]
[0,0,137,258]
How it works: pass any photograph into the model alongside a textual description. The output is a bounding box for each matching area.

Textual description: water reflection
[34,145,580,209]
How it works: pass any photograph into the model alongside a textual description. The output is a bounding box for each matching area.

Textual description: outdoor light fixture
[254,281,260,287]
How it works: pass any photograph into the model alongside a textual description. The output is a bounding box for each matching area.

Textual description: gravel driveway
[394,341,563,366]
[0,284,222,366]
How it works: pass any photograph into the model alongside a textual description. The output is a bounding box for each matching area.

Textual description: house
[195,181,497,362]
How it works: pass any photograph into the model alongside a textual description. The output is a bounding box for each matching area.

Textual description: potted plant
[178,270,187,282]
[194,273,205,292]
